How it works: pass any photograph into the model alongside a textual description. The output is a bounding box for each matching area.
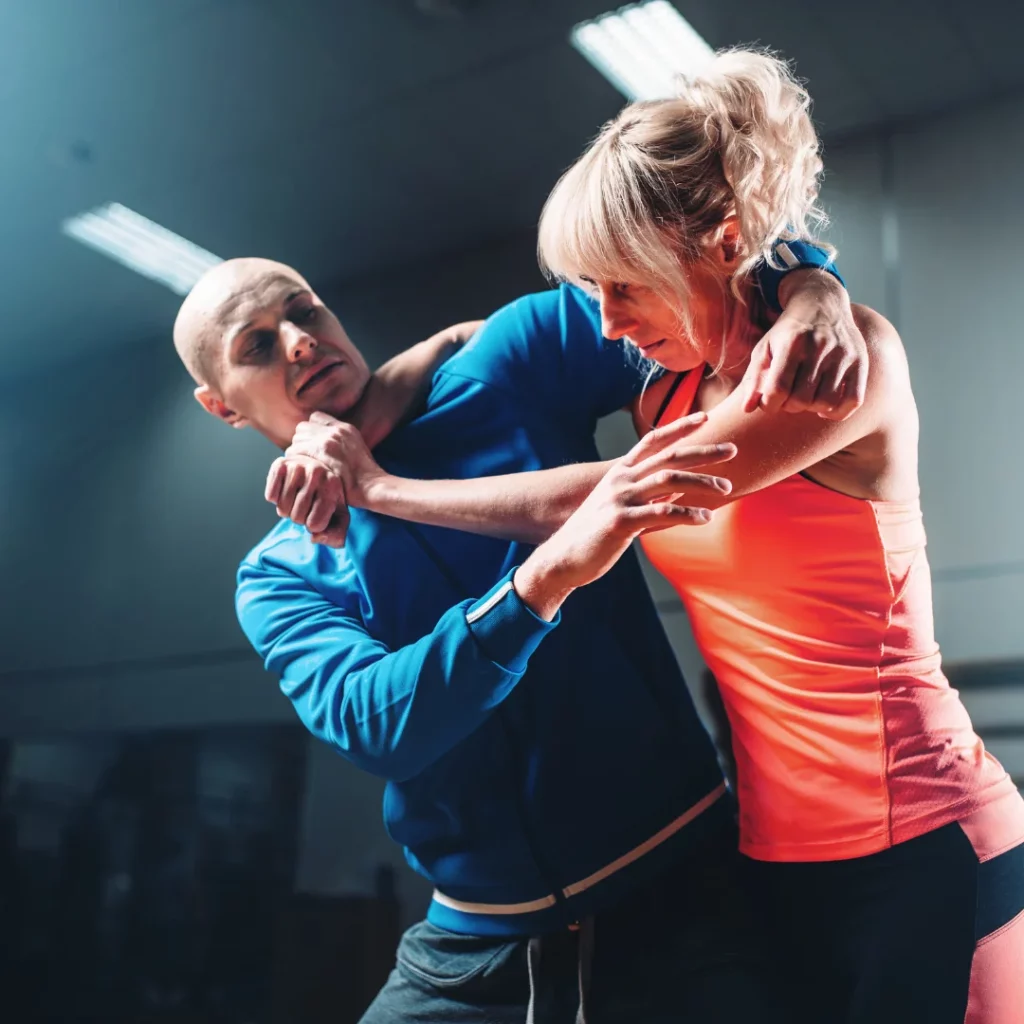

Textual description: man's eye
[246,331,275,357]
[292,306,318,324]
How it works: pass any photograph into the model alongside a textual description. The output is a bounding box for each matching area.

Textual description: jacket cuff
[757,239,845,311]
[465,569,559,674]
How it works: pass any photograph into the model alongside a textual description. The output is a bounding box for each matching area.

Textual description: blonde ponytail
[681,49,827,282]
[538,47,829,324]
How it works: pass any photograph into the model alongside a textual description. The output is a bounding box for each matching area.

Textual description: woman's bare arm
[274,412,735,546]
[364,461,616,544]
[276,308,896,548]
[651,306,906,510]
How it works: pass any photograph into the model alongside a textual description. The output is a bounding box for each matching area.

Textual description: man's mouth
[297,361,343,396]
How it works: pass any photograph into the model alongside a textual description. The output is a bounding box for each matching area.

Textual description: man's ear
[194,384,250,430]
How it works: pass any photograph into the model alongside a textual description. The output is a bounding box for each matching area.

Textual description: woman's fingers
[622,502,713,532]
[628,469,732,504]
[634,441,737,478]
[621,412,709,466]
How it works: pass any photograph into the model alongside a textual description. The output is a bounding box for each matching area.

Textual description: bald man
[175,251,860,1023]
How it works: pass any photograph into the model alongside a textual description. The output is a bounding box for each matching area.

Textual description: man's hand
[743,269,867,421]
[265,453,350,547]
[514,413,736,619]
[265,412,389,547]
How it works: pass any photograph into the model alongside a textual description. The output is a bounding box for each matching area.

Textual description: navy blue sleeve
[441,283,647,432]
[236,556,557,782]
[755,239,846,311]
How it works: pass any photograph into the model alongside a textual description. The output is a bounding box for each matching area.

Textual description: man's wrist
[513,556,575,623]
[777,268,847,312]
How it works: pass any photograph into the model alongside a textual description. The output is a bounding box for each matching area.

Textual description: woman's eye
[292,305,318,324]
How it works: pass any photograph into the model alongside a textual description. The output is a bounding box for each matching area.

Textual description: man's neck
[335,379,383,444]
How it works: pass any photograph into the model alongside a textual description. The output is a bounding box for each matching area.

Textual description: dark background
[1,2,1022,1020]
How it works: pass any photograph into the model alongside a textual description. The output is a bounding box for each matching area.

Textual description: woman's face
[580,262,728,373]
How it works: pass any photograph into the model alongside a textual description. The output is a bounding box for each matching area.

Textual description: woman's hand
[513,414,736,619]
[743,269,868,421]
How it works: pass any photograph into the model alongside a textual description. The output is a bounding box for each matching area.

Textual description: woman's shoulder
[844,304,918,488]
[852,304,907,368]
[850,303,914,413]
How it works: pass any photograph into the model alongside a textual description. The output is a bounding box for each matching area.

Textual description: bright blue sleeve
[446,255,847,425]
[236,555,557,781]
[756,239,845,310]
[441,283,647,433]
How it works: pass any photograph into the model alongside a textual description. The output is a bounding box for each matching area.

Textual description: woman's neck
[698,283,764,385]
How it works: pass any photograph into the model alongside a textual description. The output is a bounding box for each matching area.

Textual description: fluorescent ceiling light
[571,1,714,102]
[62,202,222,296]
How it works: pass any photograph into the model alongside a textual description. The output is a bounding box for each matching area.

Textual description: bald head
[173,257,312,386]
[174,257,371,448]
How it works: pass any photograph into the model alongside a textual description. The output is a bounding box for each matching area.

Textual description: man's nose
[282,322,318,362]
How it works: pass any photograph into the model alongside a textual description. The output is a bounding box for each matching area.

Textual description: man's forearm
[777,267,850,316]
[238,566,558,782]
[362,461,613,545]
[348,321,485,449]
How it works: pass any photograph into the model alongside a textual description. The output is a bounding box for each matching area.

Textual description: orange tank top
[640,368,1015,861]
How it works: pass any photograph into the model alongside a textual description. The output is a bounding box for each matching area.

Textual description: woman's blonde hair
[538,48,829,329]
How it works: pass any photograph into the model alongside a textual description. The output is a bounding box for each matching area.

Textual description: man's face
[198,266,371,448]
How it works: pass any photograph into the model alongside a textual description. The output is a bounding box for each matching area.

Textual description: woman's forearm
[362,461,614,545]
[281,409,736,549]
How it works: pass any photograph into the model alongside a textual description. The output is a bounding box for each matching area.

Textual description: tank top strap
[654,365,705,427]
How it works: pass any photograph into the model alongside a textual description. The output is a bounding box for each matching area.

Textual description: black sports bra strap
[653,373,685,427]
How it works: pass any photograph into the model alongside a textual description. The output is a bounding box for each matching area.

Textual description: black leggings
[744,816,1024,1024]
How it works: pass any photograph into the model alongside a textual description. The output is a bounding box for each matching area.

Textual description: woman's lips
[635,339,667,356]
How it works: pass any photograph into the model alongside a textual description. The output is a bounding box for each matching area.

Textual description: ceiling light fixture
[571,1,714,102]
[62,202,222,296]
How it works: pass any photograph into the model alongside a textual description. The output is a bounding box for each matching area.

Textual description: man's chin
[303,374,371,419]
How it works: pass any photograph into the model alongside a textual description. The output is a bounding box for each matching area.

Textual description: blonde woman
[278,50,1024,1023]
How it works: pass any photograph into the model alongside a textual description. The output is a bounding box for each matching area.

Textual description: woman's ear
[719,215,742,265]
